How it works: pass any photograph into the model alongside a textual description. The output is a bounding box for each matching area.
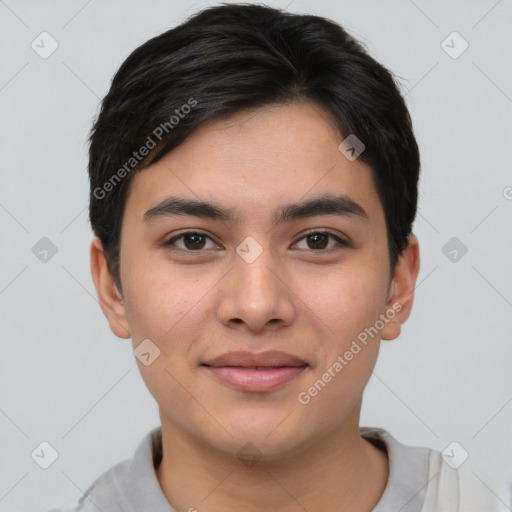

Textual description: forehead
[123,101,384,228]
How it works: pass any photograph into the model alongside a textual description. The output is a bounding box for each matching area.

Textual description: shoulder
[361,427,511,512]
[45,427,161,512]
[45,457,131,512]
[449,461,511,512]
[420,441,511,512]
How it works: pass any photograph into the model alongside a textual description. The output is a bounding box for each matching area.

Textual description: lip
[201,350,309,392]
[202,350,307,368]
[203,365,308,392]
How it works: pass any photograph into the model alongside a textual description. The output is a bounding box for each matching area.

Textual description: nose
[216,247,296,333]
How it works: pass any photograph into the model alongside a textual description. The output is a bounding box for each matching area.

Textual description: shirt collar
[117,425,431,512]
[361,426,431,512]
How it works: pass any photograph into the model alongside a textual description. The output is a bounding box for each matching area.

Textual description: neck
[155,406,389,512]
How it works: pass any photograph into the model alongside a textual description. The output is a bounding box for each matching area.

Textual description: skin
[91,100,420,512]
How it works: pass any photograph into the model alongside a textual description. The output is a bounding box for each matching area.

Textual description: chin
[205,413,310,459]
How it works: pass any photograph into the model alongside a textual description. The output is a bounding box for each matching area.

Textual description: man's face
[111,101,403,457]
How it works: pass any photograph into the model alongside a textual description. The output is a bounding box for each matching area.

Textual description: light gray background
[1,0,511,510]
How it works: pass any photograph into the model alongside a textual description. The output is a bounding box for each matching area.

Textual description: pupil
[309,233,327,250]
[185,234,205,250]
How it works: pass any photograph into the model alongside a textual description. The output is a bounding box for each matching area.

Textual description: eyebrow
[143,194,369,225]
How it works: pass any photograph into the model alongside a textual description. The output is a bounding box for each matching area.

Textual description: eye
[293,230,347,251]
[163,230,348,253]
[163,231,219,251]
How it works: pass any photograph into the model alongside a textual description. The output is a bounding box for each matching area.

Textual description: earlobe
[380,234,420,341]
[90,237,131,339]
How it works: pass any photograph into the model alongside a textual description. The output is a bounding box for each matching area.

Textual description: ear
[90,237,131,339]
[380,233,420,341]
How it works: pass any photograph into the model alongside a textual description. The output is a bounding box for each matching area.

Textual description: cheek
[124,272,210,410]
[295,275,384,421]
[300,266,386,347]
[123,262,205,338]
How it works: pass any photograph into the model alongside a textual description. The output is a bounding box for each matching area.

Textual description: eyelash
[162,230,348,253]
